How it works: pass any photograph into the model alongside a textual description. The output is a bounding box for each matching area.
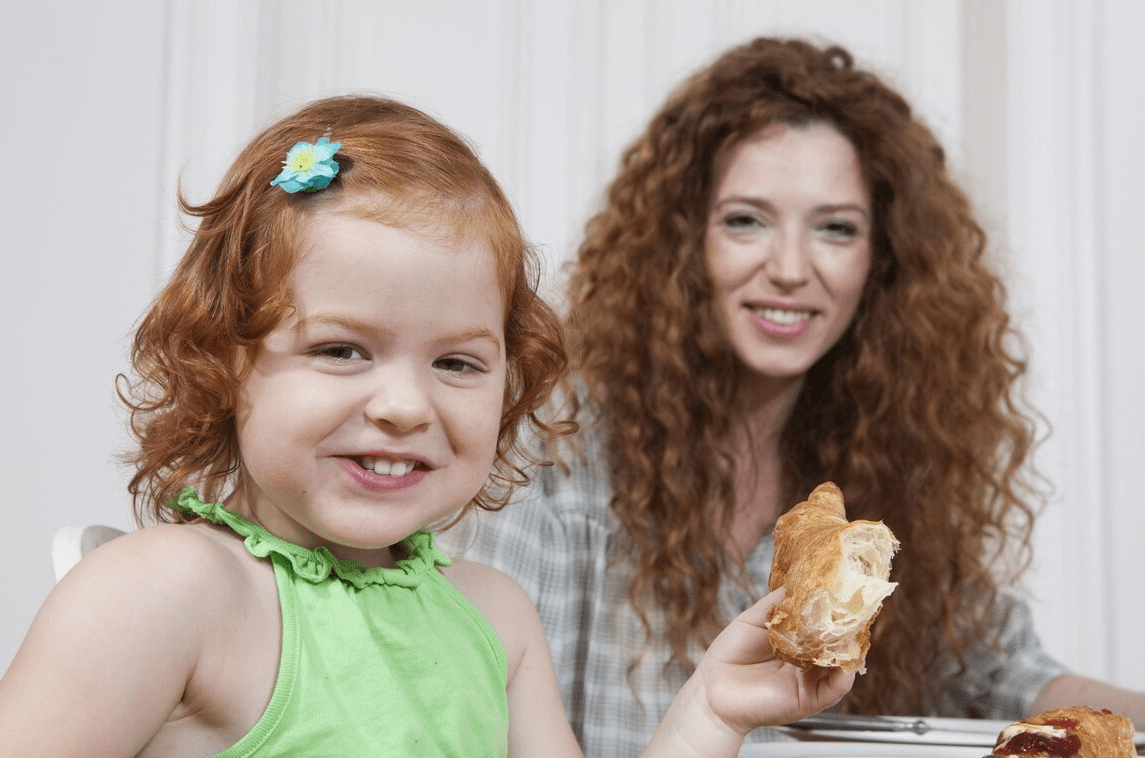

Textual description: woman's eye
[723,211,763,230]
[315,344,366,362]
[820,220,860,240]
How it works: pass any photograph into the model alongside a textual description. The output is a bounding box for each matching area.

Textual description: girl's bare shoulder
[439,559,584,756]
[0,521,275,757]
[37,520,273,666]
[439,558,544,664]
[77,520,266,596]
[440,557,533,617]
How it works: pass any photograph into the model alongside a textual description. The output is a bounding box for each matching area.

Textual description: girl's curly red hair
[565,37,1041,714]
[122,95,566,526]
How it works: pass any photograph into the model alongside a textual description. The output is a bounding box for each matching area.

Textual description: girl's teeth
[360,457,414,476]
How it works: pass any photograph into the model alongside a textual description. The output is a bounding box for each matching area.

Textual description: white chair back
[52,524,127,583]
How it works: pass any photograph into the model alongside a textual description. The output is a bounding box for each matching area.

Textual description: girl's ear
[230,343,256,393]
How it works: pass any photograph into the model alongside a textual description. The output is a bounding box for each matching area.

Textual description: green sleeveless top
[176,490,509,757]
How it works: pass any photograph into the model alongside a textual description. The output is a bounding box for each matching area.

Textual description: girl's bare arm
[445,559,585,757]
[450,563,853,758]
[641,588,855,758]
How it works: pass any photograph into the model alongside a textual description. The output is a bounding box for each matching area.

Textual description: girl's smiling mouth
[337,456,430,491]
[353,455,427,477]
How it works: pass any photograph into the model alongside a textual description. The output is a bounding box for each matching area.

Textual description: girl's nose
[364,367,433,433]
[765,232,811,292]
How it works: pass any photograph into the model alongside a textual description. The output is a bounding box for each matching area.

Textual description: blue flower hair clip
[270,135,342,193]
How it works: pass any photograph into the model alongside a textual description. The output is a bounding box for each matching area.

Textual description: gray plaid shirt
[444,431,1067,757]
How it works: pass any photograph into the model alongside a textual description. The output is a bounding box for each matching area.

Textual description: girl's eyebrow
[295,314,503,351]
[437,326,503,351]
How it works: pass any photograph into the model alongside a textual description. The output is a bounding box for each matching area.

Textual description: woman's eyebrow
[712,196,870,219]
[813,203,871,220]
[711,195,774,210]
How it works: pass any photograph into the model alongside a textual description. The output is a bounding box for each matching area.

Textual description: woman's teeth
[360,456,416,476]
[754,306,812,325]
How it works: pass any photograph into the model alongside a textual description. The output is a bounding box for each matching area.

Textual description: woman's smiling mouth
[750,305,814,326]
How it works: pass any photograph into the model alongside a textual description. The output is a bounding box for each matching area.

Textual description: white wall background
[2,0,1142,698]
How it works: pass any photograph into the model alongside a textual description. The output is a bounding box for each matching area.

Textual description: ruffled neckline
[175,488,451,590]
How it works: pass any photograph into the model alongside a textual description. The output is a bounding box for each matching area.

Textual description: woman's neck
[726,373,805,557]
[734,373,803,440]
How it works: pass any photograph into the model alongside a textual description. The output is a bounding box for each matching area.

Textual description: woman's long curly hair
[565,37,1041,713]
[121,95,566,525]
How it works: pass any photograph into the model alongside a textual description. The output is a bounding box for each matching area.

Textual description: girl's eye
[315,344,366,362]
[434,356,481,375]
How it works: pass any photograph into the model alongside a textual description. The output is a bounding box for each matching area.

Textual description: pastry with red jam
[992,705,1135,757]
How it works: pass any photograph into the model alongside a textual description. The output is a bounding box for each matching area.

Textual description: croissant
[766,482,899,672]
[992,706,1136,757]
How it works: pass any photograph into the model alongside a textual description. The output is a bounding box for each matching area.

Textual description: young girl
[0,95,851,757]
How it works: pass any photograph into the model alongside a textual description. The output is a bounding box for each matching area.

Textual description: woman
[449,36,1144,756]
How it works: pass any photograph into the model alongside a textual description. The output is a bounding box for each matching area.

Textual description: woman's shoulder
[439,420,617,568]
[530,421,614,513]
[455,454,614,553]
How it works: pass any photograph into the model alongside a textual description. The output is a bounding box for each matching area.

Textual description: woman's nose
[363,367,433,432]
[765,232,811,291]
